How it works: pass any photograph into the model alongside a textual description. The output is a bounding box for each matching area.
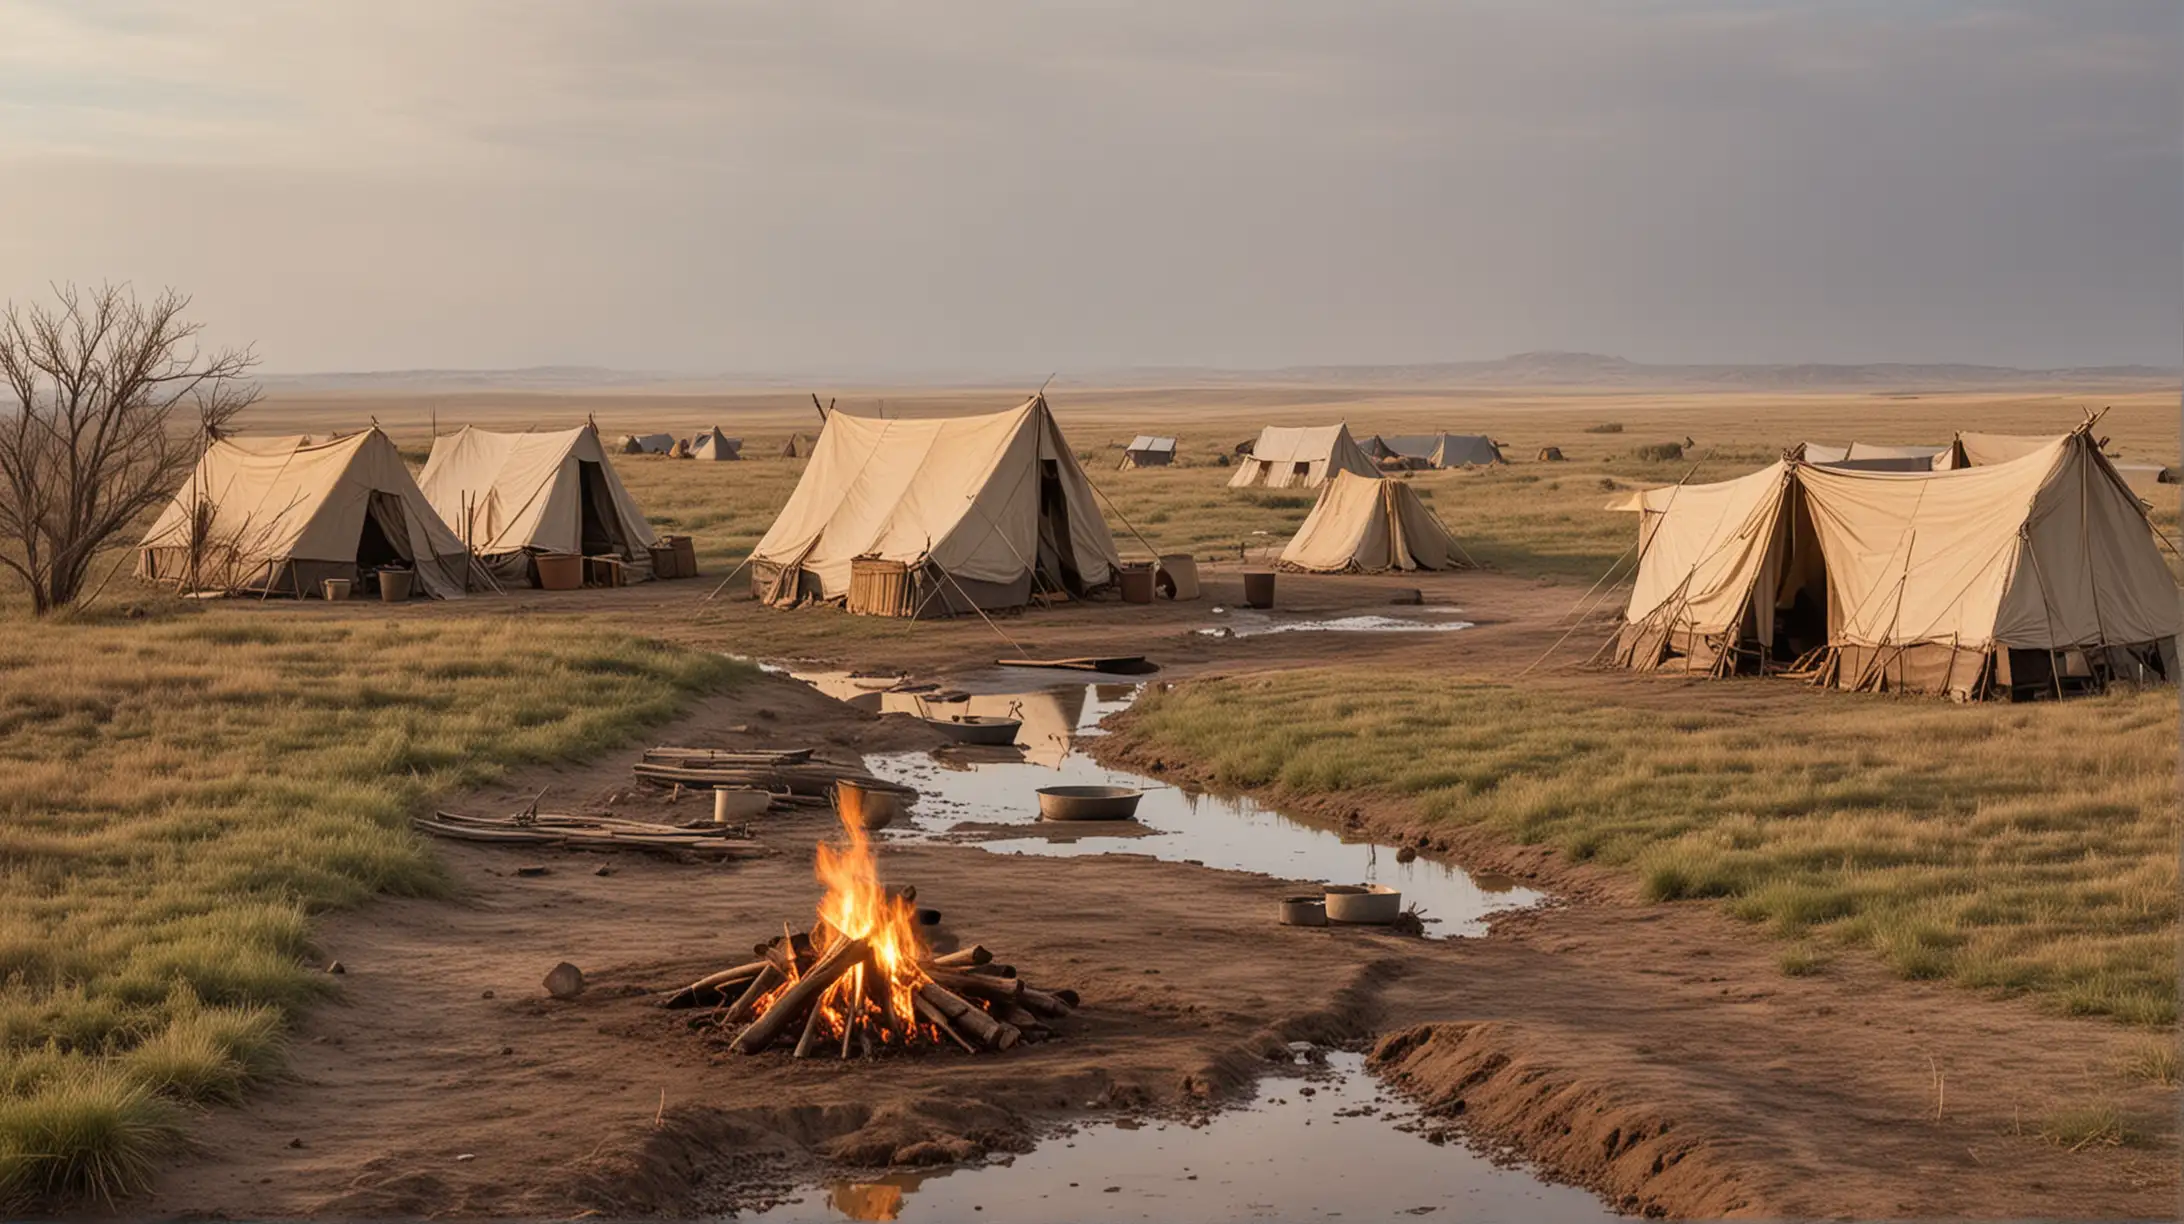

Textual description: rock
[326,961,346,975]
[288,1137,305,1149]
[515,865,549,877]
[543,962,586,999]
[593,866,614,877]
[1389,588,1423,606]
[481,989,495,999]
[500,1046,514,1056]
[1395,846,1418,863]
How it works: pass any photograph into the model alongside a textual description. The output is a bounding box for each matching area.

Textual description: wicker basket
[846,557,917,617]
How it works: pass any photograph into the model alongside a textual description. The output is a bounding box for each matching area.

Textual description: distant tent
[1119,435,1177,469]
[1796,441,1953,472]
[137,428,470,599]
[691,427,742,461]
[669,437,693,459]
[618,433,675,455]
[1948,432,2064,469]
[779,433,815,459]
[749,394,1121,615]
[1363,433,1505,469]
[1538,446,1566,462]
[1228,424,1378,489]
[419,425,659,585]
[1279,472,1472,573]
[1614,430,2178,698]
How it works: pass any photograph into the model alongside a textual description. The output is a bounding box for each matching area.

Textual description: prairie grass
[2034,1103,2140,1150]
[0,606,742,1205]
[1110,673,2178,1025]
[2118,1038,2180,1088]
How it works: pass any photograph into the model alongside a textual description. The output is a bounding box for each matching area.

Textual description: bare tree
[0,284,259,614]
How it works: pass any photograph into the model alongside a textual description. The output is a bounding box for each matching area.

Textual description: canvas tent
[617,433,675,455]
[749,394,1122,615]
[780,433,814,459]
[1362,433,1506,469]
[1614,429,2179,698]
[419,425,658,585]
[691,427,742,461]
[1228,424,1378,489]
[1119,435,1177,469]
[1278,471,1472,573]
[138,428,470,599]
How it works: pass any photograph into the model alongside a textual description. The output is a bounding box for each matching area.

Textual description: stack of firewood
[411,810,767,859]
[632,746,903,809]
[664,928,1076,1057]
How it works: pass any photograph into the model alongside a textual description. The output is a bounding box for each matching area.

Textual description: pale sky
[0,1,2175,375]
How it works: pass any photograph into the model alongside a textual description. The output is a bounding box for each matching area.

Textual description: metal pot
[1278,896,1328,926]
[927,714,1022,746]
[833,777,917,831]
[1323,883,1402,925]
[1036,785,1143,821]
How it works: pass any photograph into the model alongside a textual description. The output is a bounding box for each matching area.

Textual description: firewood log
[994,1002,1051,1034]
[914,982,1017,1050]
[930,969,1023,1005]
[913,995,980,1052]
[792,995,831,1058]
[661,961,766,1008]
[930,945,991,968]
[732,937,869,1054]
[1016,986,1072,1018]
[964,963,1016,979]
[721,965,785,1025]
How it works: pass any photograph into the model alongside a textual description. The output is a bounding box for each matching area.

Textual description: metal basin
[1323,883,1402,925]
[1036,785,1143,822]
[928,715,1022,746]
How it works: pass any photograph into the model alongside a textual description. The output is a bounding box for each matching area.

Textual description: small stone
[1299,1086,1317,1096]
[515,865,549,877]
[287,1138,304,1149]
[593,866,614,877]
[326,961,346,975]
[543,962,586,999]
[1103,1186,1120,1193]
[1389,588,1423,606]
[500,1046,514,1056]
[1395,846,1418,863]
[455,1153,476,1163]
[481,989,495,999]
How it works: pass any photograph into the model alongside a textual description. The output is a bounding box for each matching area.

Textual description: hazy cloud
[0,1,2174,373]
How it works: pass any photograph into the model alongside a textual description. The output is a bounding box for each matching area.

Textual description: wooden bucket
[535,553,584,591]
[671,535,697,578]
[847,557,916,617]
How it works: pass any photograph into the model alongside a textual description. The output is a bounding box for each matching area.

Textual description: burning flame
[812,805,929,1033]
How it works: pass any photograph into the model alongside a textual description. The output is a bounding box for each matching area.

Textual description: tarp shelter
[1363,433,1506,468]
[1119,436,1177,469]
[1228,424,1378,489]
[1614,429,2179,698]
[749,394,1122,616]
[780,433,814,459]
[419,425,659,585]
[691,427,742,461]
[1278,471,1472,573]
[618,433,675,455]
[1797,441,1954,472]
[138,428,470,599]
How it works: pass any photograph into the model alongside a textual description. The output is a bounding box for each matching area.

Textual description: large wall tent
[419,425,659,585]
[1614,429,2179,698]
[749,395,1122,616]
[690,427,742,461]
[1362,433,1506,469]
[1279,471,1473,573]
[138,429,470,599]
[617,433,676,455]
[1228,424,1379,489]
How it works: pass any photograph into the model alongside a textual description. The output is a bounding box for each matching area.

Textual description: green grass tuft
[0,1066,188,1208]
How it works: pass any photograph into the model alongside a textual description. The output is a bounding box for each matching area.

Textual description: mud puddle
[737,1051,1614,1222]
[787,671,1541,938]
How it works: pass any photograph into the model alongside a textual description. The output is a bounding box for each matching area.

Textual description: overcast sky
[0,1,2174,375]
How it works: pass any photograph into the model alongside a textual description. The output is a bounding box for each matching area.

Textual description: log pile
[665,911,1077,1057]
[632,746,904,808]
[411,810,767,859]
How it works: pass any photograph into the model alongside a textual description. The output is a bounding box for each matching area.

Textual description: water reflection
[737,1053,1615,1222]
[801,675,1541,938]
[1197,607,1476,638]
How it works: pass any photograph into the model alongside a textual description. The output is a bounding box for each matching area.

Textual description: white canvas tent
[138,428,470,599]
[419,425,658,584]
[617,433,676,455]
[1614,430,2179,698]
[1278,471,1472,573]
[1119,436,1177,469]
[1363,433,1506,469]
[1797,441,1954,472]
[749,394,1122,615]
[691,427,742,461]
[1228,424,1378,489]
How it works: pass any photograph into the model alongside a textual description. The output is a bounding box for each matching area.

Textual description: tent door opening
[1769,489,1829,666]
[356,492,417,593]
[576,460,624,556]
[1035,458,1087,595]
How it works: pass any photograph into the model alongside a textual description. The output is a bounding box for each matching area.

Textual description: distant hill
[258,352,2179,394]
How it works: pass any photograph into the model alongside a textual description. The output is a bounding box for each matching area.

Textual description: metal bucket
[1242,570,1276,609]
[712,788,772,823]
[1323,884,1402,925]
[1278,896,1328,926]
[1118,564,1156,604]
[377,569,414,602]
[321,578,352,601]
[833,777,916,831]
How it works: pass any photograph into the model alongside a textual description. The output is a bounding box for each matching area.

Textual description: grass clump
[0,607,744,1207]
[1584,422,1625,434]
[2034,1103,2139,1151]
[2117,1038,2179,1087]
[1632,442,1685,462]
[1111,673,2177,1024]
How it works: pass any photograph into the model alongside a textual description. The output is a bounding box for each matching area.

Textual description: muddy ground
[140,570,2177,1220]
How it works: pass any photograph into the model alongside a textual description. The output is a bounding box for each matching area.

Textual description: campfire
[665,808,1076,1057]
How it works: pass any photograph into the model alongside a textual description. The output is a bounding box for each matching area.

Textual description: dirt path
[140,572,2177,1219]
